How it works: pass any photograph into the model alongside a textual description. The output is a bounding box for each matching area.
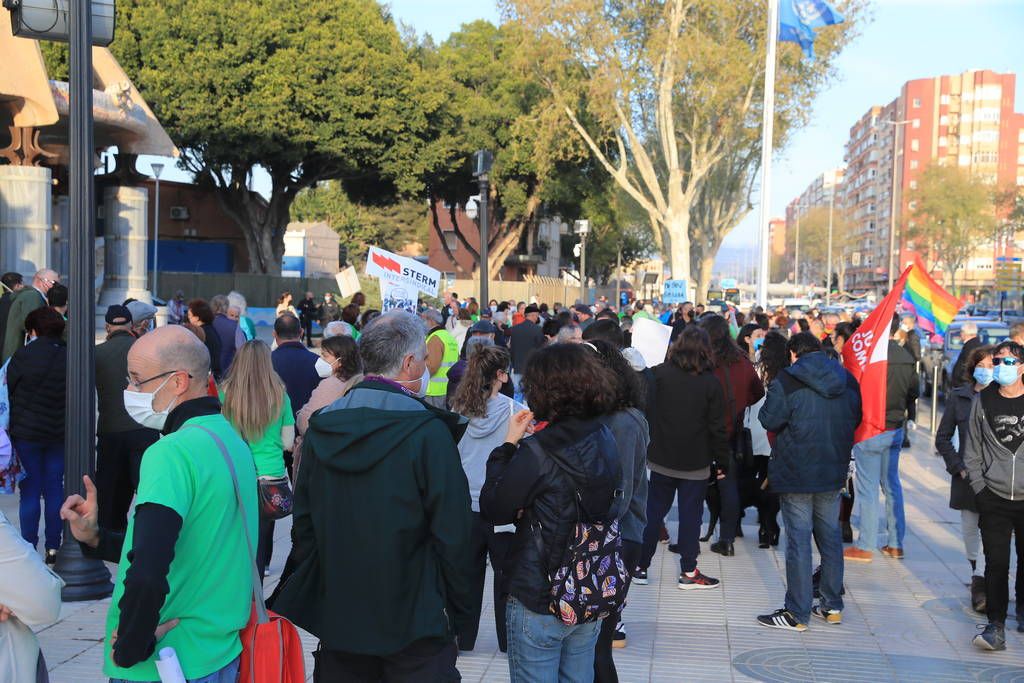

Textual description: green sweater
[270,380,474,654]
[2,288,46,363]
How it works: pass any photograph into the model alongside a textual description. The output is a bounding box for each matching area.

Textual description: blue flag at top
[778,0,845,59]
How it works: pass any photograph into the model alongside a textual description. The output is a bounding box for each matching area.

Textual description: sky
[136,0,1024,267]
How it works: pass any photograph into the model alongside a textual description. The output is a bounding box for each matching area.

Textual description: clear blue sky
[140,0,1024,267]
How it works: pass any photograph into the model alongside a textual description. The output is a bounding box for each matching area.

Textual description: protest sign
[365,246,441,297]
[631,317,672,368]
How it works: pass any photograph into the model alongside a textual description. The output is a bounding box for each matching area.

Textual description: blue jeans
[780,491,844,624]
[506,596,601,683]
[14,439,64,550]
[640,472,707,574]
[853,427,904,551]
[110,656,239,683]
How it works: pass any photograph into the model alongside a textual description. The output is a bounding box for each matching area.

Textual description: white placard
[335,266,361,299]
[631,317,673,369]
[365,246,441,297]
[380,279,417,313]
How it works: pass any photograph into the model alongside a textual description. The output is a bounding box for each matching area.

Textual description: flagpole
[756,0,780,308]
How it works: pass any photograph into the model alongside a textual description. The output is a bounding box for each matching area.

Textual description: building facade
[784,168,845,285]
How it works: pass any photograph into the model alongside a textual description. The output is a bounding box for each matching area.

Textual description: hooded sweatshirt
[458,393,527,511]
[270,379,475,656]
[759,351,862,494]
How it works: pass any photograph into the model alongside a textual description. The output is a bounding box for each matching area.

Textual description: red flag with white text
[842,266,912,443]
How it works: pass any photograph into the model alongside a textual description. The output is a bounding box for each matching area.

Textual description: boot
[758,526,770,549]
[971,576,987,614]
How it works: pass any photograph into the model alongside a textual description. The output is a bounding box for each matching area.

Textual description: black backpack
[527,426,629,625]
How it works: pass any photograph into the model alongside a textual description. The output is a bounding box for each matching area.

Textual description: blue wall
[150,240,233,273]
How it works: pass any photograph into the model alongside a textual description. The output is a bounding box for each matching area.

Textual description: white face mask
[315,357,336,379]
[123,374,178,430]
[397,363,431,398]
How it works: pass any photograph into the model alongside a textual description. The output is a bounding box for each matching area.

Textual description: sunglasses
[994,357,1021,366]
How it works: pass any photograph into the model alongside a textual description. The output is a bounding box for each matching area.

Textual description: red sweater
[713,357,765,440]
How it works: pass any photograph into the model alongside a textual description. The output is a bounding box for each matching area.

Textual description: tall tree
[787,204,852,292]
[908,164,997,293]
[90,0,433,273]
[504,0,863,295]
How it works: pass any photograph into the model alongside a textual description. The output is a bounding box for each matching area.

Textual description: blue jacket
[271,341,320,419]
[758,352,862,494]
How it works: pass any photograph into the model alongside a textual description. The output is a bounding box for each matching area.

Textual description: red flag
[842,266,912,443]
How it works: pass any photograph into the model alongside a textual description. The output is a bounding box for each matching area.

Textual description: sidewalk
[7,421,1024,681]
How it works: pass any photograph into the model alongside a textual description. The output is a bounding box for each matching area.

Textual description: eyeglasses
[126,369,193,389]
[994,357,1021,367]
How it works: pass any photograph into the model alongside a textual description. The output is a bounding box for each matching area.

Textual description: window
[941,94,950,105]
[908,220,916,229]
[1018,175,1024,187]
[910,139,920,152]
[938,136,948,147]
[972,151,998,164]
[975,130,998,143]
[908,201,918,210]
[868,203,876,213]
[869,169,877,178]
[977,108,1001,122]
[959,154,971,166]
[868,221,876,231]
[443,232,458,252]
[940,115,949,126]
[912,118,921,129]
[910,159,919,169]
[912,98,921,108]
[909,180,918,190]
[1019,130,1024,143]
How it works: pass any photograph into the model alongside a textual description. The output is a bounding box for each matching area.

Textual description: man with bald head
[62,326,257,681]
[2,268,58,362]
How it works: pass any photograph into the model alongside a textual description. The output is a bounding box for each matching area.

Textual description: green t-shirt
[103,414,258,681]
[219,390,293,478]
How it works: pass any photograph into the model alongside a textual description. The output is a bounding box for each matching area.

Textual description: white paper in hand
[155,647,187,683]
[631,317,673,369]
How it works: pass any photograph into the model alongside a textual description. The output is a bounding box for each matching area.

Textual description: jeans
[464,512,514,652]
[506,596,601,683]
[640,472,707,574]
[594,540,641,683]
[96,429,160,532]
[977,488,1024,625]
[110,656,239,683]
[779,491,844,624]
[853,427,903,551]
[962,509,985,577]
[313,639,459,682]
[14,439,64,550]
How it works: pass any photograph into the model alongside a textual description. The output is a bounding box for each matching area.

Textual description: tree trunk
[693,252,715,304]
[663,209,692,284]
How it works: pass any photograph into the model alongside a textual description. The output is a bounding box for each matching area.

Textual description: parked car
[922,319,1010,398]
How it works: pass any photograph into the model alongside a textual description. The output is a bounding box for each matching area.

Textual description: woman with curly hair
[451,344,524,652]
[635,325,728,591]
[480,343,620,680]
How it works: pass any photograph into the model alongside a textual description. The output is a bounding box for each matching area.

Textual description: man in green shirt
[2,268,58,363]
[61,326,257,682]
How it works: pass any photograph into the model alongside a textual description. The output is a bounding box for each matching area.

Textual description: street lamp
[883,118,912,292]
[151,162,164,300]
[471,150,493,306]
[826,192,835,306]
[574,219,589,304]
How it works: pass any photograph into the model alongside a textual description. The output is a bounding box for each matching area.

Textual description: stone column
[51,194,70,279]
[0,165,52,278]
[97,186,152,326]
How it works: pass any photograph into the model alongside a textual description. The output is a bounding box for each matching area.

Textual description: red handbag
[193,426,306,683]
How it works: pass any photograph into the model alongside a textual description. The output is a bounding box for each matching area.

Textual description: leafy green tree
[75,0,437,273]
[908,164,997,293]
[504,0,865,297]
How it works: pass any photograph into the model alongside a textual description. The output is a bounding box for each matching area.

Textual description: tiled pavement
[7,412,1024,681]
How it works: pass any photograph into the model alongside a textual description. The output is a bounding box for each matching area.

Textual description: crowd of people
[1,274,1023,681]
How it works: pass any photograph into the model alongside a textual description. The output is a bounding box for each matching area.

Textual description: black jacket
[7,336,67,443]
[508,320,545,373]
[95,330,148,434]
[200,322,223,380]
[480,417,618,615]
[759,352,862,494]
[935,383,980,511]
[646,363,729,473]
[886,341,919,429]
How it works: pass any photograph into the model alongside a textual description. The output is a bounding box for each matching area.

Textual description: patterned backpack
[528,427,629,626]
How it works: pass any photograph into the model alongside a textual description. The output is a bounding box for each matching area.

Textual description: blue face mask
[994,363,1019,387]
[752,337,765,351]
[973,366,993,386]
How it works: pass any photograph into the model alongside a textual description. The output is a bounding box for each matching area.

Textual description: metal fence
[157,272,343,308]
[452,277,593,307]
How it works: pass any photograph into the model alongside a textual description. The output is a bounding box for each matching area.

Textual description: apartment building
[783,168,845,284]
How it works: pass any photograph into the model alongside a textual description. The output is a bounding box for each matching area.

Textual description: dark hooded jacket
[269,379,475,655]
[759,351,862,494]
[885,340,919,429]
[480,418,619,616]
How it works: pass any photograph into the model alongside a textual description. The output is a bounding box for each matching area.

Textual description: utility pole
[886,118,911,292]
[472,150,493,306]
[826,192,834,305]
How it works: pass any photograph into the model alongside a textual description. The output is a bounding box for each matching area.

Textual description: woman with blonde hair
[220,340,295,579]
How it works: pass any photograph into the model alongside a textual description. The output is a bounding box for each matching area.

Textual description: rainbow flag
[901,255,962,343]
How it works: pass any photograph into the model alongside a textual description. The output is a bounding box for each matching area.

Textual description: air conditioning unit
[169,206,190,221]
[4,0,115,46]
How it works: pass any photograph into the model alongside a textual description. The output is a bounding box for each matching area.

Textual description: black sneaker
[612,622,626,649]
[811,605,841,625]
[757,608,807,632]
[974,624,1006,651]
[632,568,648,585]
[678,569,720,590]
[812,565,846,600]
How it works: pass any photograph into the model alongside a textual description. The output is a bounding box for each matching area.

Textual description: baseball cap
[126,300,157,323]
[104,304,132,325]
[469,319,498,334]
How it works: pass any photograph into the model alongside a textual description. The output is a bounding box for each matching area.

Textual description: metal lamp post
[574,220,589,304]
[826,193,835,306]
[472,150,493,307]
[151,162,164,300]
[55,0,113,601]
[884,118,912,292]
